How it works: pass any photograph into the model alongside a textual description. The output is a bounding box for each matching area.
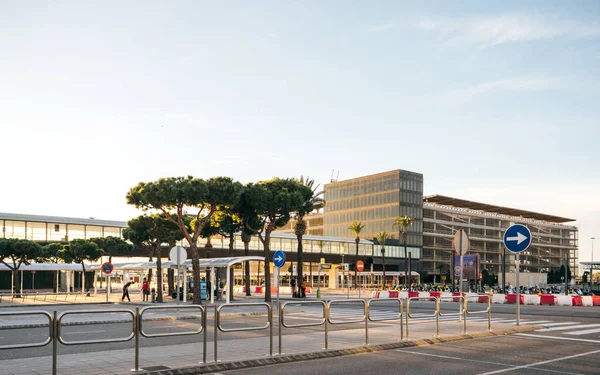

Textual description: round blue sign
[503,224,532,253]
[101,262,114,275]
[273,250,286,268]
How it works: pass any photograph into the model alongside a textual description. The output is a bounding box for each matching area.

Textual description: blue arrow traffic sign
[273,250,286,268]
[503,224,532,253]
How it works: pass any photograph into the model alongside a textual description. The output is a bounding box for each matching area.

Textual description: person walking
[291,277,297,297]
[142,278,150,301]
[122,281,133,302]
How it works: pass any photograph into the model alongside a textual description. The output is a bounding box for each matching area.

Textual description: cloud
[452,75,562,97]
[413,13,600,46]
[367,23,397,33]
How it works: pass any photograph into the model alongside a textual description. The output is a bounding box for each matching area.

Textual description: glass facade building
[324,169,424,251]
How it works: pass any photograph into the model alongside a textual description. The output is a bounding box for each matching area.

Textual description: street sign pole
[503,224,532,328]
[273,250,286,310]
[276,266,280,313]
[176,249,180,306]
[516,253,520,325]
[459,229,464,295]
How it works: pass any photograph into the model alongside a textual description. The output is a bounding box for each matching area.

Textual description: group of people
[290,278,307,298]
[121,277,151,302]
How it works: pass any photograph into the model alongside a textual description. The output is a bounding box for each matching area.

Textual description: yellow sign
[441,275,447,281]
[320,258,325,264]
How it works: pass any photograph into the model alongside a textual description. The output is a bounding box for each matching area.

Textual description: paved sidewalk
[0,313,539,375]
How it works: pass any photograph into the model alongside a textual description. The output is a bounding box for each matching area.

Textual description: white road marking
[516,333,600,344]
[476,348,600,375]
[537,324,600,332]
[538,322,577,327]
[395,350,519,368]
[518,320,552,325]
[565,328,600,336]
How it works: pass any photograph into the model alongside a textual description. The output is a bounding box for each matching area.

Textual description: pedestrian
[142,277,150,301]
[122,281,133,302]
[291,277,297,297]
[300,279,307,298]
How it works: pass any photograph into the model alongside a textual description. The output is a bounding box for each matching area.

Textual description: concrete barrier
[556,295,572,306]
[582,296,594,307]
[523,295,540,305]
[388,291,399,298]
[379,291,390,299]
[399,291,408,300]
[572,295,583,306]
[539,294,555,305]
[492,294,506,304]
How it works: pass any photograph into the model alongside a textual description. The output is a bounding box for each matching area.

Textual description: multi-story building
[324,169,424,246]
[422,195,579,283]
[276,213,324,236]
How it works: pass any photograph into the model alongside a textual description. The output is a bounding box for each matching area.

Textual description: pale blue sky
[0,1,598,263]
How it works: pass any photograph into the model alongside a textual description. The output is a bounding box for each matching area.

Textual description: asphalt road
[211,334,600,375]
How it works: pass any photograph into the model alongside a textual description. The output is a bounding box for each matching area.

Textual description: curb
[144,326,541,374]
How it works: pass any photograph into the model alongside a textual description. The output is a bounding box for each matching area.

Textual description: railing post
[324,302,329,350]
[202,306,207,363]
[131,307,142,372]
[488,295,492,332]
[364,301,369,346]
[214,305,218,362]
[278,303,283,355]
[463,297,467,334]
[52,311,57,375]
[399,299,404,341]
[269,304,273,357]
[405,298,410,340]
[435,298,440,338]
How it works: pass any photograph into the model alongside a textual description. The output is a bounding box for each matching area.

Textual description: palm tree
[374,232,394,288]
[393,216,413,288]
[348,222,365,288]
[294,176,325,297]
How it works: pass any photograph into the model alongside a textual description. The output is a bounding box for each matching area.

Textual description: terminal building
[0,169,580,290]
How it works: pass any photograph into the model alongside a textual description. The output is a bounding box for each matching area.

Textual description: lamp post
[591,237,595,290]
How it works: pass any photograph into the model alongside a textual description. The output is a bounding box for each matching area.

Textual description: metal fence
[0,295,493,374]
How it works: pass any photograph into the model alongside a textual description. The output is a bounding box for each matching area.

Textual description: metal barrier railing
[439,295,466,334]
[138,305,207,368]
[465,294,492,332]
[215,302,273,362]
[406,297,439,339]
[327,299,368,346]
[0,311,53,349]
[279,300,326,355]
[368,298,404,341]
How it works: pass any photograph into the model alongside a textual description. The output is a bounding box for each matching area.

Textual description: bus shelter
[95,256,264,304]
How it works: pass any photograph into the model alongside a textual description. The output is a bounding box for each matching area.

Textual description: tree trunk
[262,234,271,302]
[148,255,153,283]
[244,240,251,296]
[81,263,87,294]
[189,244,201,305]
[296,234,303,298]
[404,241,408,288]
[53,270,58,293]
[156,246,164,303]
[228,234,235,301]
[13,269,20,297]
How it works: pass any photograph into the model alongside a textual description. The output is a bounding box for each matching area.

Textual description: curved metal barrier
[367,298,404,341]
[139,305,207,366]
[56,309,136,345]
[327,299,368,346]
[215,302,273,362]
[438,295,466,334]
[406,297,439,339]
[279,300,326,354]
[0,310,53,349]
[465,294,492,332]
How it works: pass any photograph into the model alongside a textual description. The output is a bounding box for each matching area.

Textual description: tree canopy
[126,175,242,304]
[243,178,313,302]
[90,236,132,262]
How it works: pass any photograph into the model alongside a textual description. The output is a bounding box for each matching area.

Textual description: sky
[0,1,598,265]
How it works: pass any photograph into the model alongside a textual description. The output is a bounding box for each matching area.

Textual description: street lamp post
[591,237,595,290]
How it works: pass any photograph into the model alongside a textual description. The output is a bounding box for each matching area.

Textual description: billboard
[452,254,480,280]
